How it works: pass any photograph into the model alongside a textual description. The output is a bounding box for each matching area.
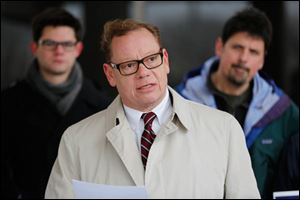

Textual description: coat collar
[105,87,192,134]
[103,87,192,185]
[168,86,192,131]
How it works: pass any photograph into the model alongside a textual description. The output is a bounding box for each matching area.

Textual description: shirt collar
[123,89,171,128]
[152,90,171,125]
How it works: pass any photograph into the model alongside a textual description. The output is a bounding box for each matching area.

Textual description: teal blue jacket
[176,57,299,199]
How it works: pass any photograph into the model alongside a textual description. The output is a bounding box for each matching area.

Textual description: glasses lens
[41,40,56,50]
[143,53,162,68]
[119,61,138,75]
[61,41,77,51]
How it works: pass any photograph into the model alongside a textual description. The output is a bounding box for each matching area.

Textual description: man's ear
[215,37,224,57]
[30,42,38,55]
[163,48,170,74]
[103,63,117,87]
[75,41,84,57]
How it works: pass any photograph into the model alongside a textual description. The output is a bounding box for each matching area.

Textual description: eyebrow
[40,39,76,42]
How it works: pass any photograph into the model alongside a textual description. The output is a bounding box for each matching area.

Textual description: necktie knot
[141,112,156,127]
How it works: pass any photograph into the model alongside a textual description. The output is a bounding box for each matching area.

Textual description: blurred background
[1,1,299,105]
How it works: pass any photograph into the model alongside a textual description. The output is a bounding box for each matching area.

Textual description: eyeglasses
[110,49,164,76]
[38,39,78,51]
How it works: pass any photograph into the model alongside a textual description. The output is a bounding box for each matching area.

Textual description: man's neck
[40,70,70,85]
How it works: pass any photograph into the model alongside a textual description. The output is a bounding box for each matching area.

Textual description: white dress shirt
[124,89,173,151]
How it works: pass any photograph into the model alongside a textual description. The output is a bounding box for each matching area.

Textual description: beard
[226,63,250,87]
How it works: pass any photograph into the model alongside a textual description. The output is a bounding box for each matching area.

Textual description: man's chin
[47,69,68,76]
[228,77,247,87]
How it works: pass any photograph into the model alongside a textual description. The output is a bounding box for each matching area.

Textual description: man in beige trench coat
[45,19,260,199]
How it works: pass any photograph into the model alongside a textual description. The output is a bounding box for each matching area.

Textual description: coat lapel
[105,97,145,186]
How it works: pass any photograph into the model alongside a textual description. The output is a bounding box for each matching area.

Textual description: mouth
[53,60,64,64]
[233,67,247,73]
[232,64,249,72]
[232,64,250,76]
[137,83,156,90]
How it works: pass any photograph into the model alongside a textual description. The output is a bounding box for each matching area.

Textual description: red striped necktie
[141,112,157,169]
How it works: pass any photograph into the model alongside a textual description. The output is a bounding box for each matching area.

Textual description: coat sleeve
[224,115,261,199]
[45,127,79,199]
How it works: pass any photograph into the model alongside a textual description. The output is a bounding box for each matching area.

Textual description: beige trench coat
[45,87,260,199]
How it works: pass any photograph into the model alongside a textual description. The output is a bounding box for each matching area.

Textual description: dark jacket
[274,133,299,192]
[1,79,111,198]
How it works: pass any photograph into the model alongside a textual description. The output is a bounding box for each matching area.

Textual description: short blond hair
[101,19,161,62]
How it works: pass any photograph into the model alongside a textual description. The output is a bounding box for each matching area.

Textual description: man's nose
[136,62,150,77]
[239,50,249,62]
[54,44,65,53]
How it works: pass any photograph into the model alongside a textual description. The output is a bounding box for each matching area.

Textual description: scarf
[26,59,83,115]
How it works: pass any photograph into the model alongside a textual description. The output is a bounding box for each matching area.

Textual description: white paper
[273,190,299,199]
[72,179,148,199]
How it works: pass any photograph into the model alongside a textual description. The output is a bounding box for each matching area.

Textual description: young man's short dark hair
[32,7,82,42]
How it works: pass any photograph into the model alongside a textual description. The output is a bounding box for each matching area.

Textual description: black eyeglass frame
[38,39,78,51]
[110,48,164,76]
